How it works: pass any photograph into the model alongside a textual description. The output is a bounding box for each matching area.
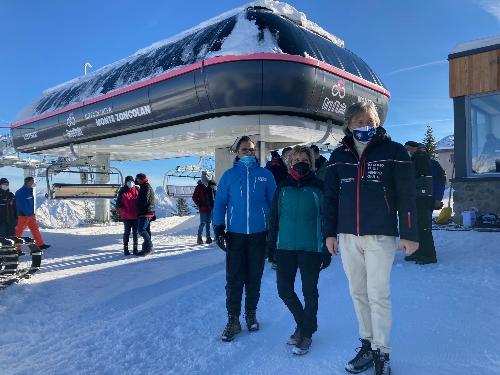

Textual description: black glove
[214,225,227,252]
[267,245,276,263]
[320,244,332,270]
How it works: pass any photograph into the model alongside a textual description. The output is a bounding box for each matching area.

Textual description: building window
[470,93,500,174]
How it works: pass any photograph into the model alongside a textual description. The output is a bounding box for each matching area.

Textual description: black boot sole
[221,327,241,342]
[345,362,374,374]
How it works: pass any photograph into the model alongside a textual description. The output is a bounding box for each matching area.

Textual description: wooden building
[449,36,500,217]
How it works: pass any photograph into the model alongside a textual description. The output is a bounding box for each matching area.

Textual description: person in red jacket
[192,171,215,245]
[116,176,139,256]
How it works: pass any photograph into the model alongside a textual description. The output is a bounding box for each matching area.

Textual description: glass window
[470,93,500,174]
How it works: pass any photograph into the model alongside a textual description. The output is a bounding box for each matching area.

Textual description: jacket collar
[234,156,259,170]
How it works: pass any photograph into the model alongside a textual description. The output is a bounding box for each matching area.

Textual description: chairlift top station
[10,0,390,162]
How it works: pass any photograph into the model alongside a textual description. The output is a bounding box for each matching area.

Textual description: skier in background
[0,178,17,237]
[192,171,214,245]
[116,176,139,256]
[404,141,437,265]
[135,173,155,256]
[15,177,50,250]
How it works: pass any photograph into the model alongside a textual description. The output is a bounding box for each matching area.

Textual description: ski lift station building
[449,36,500,216]
[10,0,390,221]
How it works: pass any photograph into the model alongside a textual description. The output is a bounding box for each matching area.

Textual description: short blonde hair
[343,102,381,136]
[287,145,316,172]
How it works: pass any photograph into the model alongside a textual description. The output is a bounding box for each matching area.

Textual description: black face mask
[292,162,311,177]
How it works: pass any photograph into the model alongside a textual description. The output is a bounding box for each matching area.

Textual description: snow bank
[35,186,182,229]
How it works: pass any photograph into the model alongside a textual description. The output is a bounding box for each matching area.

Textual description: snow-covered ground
[1,216,499,375]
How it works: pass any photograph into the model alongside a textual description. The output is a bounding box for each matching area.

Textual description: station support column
[94,154,110,223]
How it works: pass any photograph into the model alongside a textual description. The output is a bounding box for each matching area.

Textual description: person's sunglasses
[239,147,256,153]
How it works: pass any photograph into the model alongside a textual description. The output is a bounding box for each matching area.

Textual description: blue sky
[1,0,499,190]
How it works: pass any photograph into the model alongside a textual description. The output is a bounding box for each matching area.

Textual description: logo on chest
[366,162,385,180]
[257,177,267,182]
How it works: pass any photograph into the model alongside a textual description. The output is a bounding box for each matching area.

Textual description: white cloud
[479,0,500,23]
[385,60,447,77]
[384,118,453,128]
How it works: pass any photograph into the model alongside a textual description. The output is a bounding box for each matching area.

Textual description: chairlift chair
[45,163,123,199]
[163,165,214,198]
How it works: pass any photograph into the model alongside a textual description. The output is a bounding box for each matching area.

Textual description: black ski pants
[276,250,322,339]
[123,219,138,246]
[415,199,436,261]
[225,231,267,316]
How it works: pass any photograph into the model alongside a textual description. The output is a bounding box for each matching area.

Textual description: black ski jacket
[0,190,17,225]
[136,182,155,216]
[322,128,418,241]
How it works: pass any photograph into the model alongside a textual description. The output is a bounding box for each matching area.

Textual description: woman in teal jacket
[268,145,331,356]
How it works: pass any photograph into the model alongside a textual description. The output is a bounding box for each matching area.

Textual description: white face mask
[1,184,8,191]
[126,181,134,188]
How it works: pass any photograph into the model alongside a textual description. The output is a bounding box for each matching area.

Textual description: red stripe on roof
[11,53,389,129]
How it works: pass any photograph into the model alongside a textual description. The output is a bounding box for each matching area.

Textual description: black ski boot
[373,349,391,375]
[205,236,213,244]
[124,244,131,256]
[133,243,139,256]
[345,339,374,373]
[221,315,241,342]
[196,236,203,245]
[245,310,259,332]
[287,326,301,345]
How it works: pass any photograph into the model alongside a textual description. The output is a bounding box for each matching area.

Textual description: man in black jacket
[135,173,155,256]
[0,178,17,236]
[404,141,437,265]
[323,102,419,375]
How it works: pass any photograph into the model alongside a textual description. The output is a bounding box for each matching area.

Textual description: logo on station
[332,79,346,99]
[66,112,76,127]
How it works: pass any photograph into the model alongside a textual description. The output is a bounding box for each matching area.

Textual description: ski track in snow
[0,216,499,375]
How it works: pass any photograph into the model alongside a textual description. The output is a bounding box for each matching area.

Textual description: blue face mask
[352,126,376,144]
[239,155,256,167]
[126,181,134,188]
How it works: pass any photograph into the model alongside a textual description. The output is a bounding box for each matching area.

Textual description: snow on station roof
[15,0,385,123]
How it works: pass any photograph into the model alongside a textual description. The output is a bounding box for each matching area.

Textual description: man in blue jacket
[213,136,276,342]
[15,177,50,250]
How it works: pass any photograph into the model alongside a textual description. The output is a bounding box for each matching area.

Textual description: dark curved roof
[24,7,386,120]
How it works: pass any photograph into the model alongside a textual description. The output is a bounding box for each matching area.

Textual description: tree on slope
[422,124,437,160]
[176,197,190,217]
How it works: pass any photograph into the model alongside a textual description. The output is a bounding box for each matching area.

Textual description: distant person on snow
[15,177,50,250]
[192,171,214,245]
[0,178,17,237]
[117,176,139,256]
[404,141,437,265]
[213,135,276,342]
[135,173,155,256]
[418,145,446,210]
[267,145,331,356]
[323,102,419,375]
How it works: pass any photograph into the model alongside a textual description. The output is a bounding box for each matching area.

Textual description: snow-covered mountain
[35,186,184,228]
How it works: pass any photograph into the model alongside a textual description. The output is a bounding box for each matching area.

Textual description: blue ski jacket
[15,185,35,216]
[213,158,276,234]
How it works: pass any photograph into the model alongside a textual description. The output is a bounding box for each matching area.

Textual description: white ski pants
[339,233,396,353]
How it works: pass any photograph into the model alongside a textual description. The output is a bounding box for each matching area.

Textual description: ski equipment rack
[45,162,123,199]
[0,236,42,289]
